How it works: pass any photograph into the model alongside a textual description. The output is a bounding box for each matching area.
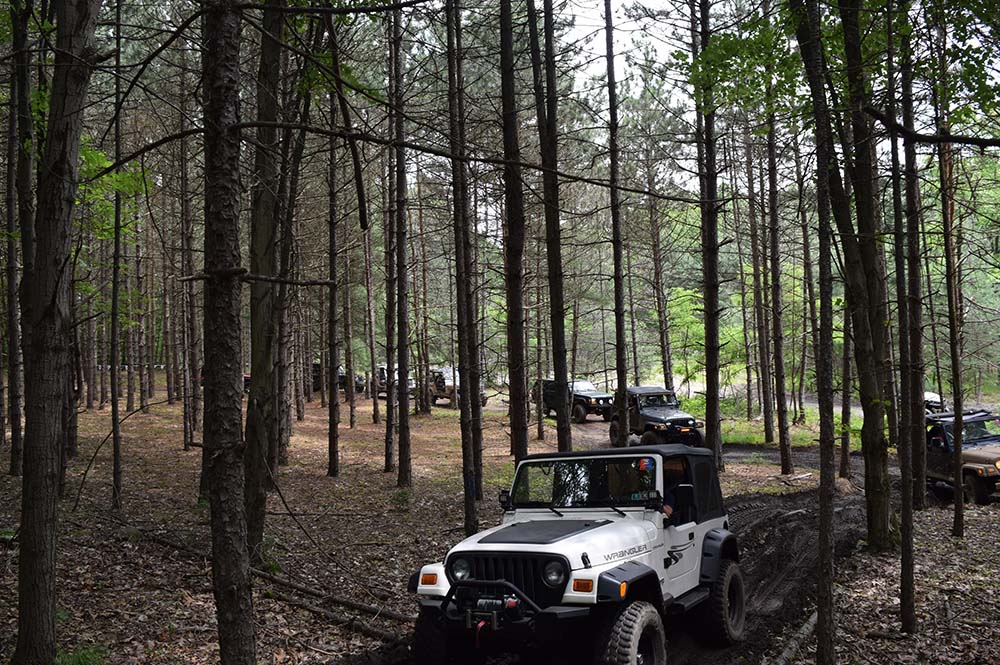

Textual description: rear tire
[701,559,746,645]
[573,403,588,424]
[640,431,661,447]
[594,600,666,665]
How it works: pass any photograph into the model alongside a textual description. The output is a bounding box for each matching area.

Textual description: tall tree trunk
[201,0,257,660]
[900,0,925,512]
[343,230,357,427]
[885,0,914,631]
[840,303,853,478]
[394,5,412,488]
[605,0,630,448]
[498,0,528,459]
[6,59,24,477]
[14,0,102,660]
[111,0,125,509]
[767,111,792,474]
[179,46,201,449]
[527,0,571,451]
[746,132,774,438]
[648,162,674,393]
[328,94,341,477]
[445,0,476,529]
[695,0,722,469]
[244,0,283,563]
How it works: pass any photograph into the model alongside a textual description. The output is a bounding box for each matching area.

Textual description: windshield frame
[569,380,599,393]
[947,418,1000,446]
[636,392,680,411]
[509,454,663,511]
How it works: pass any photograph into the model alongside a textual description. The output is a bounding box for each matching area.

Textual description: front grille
[449,553,566,608]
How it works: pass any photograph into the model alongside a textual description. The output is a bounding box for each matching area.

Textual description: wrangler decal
[603,543,649,562]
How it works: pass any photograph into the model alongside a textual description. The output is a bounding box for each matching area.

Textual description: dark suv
[609,386,705,447]
[926,410,1000,504]
[531,378,613,423]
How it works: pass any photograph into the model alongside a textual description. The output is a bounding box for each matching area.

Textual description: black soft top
[627,385,676,396]
[521,444,712,462]
[927,409,995,424]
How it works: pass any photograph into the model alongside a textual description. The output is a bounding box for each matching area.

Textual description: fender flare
[700,528,739,585]
[597,560,662,611]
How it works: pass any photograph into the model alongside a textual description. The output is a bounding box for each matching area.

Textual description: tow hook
[475,619,488,649]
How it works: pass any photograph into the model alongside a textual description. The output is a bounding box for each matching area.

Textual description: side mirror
[499,489,512,511]
[673,484,697,524]
[644,490,664,512]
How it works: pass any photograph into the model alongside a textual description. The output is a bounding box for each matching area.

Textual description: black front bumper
[419,579,592,637]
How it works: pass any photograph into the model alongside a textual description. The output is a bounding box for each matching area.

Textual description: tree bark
[394,4,412,488]
[746,132,774,440]
[6,55,24,477]
[767,110,792,475]
[14,0,102,660]
[527,0,571,451]
[244,0,284,562]
[201,0,257,661]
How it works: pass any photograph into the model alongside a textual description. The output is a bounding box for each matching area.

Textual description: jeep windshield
[511,456,658,509]
[570,380,599,393]
[637,393,680,410]
[952,418,1000,445]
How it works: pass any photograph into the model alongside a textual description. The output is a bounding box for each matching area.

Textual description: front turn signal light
[420,573,438,586]
[573,579,594,593]
[619,581,628,598]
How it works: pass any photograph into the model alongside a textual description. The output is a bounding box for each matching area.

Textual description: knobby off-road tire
[594,600,667,665]
[701,559,746,645]
[640,431,661,447]
[413,608,482,665]
[963,473,991,505]
[573,403,588,424]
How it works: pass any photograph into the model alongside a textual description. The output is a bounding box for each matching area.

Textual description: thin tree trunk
[605,0,630,448]
[746,132,774,438]
[393,4,412,488]
[363,224,380,424]
[111,0,125,509]
[328,92,341,477]
[501,0,528,462]
[527,0,571,451]
[766,107,792,475]
[648,162,674,393]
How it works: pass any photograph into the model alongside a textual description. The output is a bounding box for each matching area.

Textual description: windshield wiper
[547,506,564,517]
[592,502,626,517]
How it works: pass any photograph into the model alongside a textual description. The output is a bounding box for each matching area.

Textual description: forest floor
[0,394,996,664]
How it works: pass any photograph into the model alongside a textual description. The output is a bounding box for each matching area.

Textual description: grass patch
[56,646,106,665]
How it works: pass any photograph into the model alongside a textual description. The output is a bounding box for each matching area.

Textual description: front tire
[701,559,746,645]
[640,431,661,447]
[602,409,612,422]
[573,403,588,424]
[963,473,991,505]
[414,608,479,665]
[609,421,621,447]
[595,600,667,665]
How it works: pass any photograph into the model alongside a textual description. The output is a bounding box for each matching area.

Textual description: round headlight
[451,558,471,581]
[542,560,566,587]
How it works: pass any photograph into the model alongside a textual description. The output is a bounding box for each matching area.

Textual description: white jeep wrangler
[408,444,745,664]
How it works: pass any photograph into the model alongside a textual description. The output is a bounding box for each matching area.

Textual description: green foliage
[390,488,412,510]
[56,646,107,665]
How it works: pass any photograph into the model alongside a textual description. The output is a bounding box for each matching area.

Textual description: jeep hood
[449,517,656,570]
[964,443,1000,464]
[640,406,697,424]
[574,390,613,399]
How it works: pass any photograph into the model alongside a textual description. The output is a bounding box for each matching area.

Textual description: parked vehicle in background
[609,386,705,448]
[924,391,947,414]
[309,363,365,394]
[925,410,1000,504]
[531,378,613,423]
[430,367,488,407]
[376,365,416,398]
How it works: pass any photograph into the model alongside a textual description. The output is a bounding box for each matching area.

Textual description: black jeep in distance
[609,386,705,447]
[531,378,613,423]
